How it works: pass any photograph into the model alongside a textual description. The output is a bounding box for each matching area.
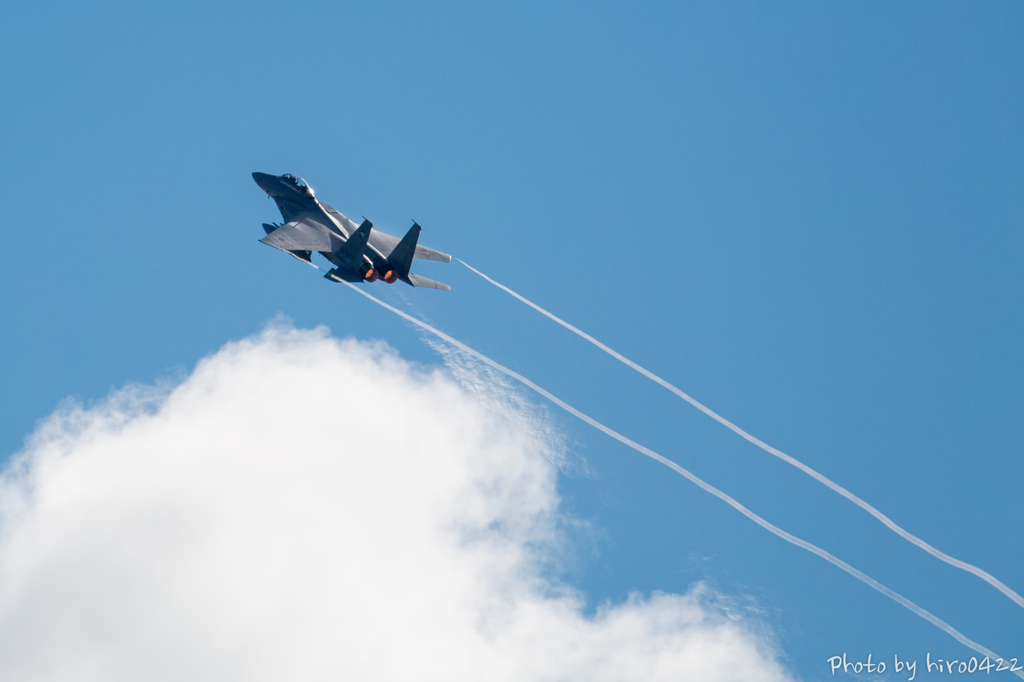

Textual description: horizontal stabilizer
[408,273,451,290]
[288,251,318,268]
[324,268,362,283]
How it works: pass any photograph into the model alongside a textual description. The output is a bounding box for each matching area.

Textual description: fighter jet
[252,172,451,290]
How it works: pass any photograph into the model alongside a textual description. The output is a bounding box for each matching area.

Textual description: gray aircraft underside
[252,172,451,290]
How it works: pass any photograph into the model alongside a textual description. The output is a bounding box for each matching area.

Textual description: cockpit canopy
[281,173,314,196]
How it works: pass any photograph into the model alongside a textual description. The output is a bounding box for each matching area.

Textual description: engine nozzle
[359,263,378,282]
[380,266,398,284]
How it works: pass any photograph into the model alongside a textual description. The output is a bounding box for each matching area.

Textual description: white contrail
[458,259,1024,612]
[342,281,1019,673]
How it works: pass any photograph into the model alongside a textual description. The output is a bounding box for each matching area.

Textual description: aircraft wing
[320,201,450,262]
[369,231,452,263]
[260,219,334,253]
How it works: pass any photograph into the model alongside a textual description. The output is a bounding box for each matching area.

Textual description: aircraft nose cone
[252,172,277,194]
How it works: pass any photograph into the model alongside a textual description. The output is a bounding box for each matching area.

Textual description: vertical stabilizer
[333,219,373,269]
[387,222,422,283]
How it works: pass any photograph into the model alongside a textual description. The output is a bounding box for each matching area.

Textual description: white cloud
[0,323,794,682]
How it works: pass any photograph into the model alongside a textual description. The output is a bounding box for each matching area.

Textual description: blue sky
[1,1,1021,678]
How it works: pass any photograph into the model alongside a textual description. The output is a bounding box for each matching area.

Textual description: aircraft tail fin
[333,219,373,269]
[408,273,451,290]
[388,222,422,282]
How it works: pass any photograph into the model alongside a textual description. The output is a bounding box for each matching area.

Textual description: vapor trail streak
[458,259,1024,611]
[343,282,1019,673]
